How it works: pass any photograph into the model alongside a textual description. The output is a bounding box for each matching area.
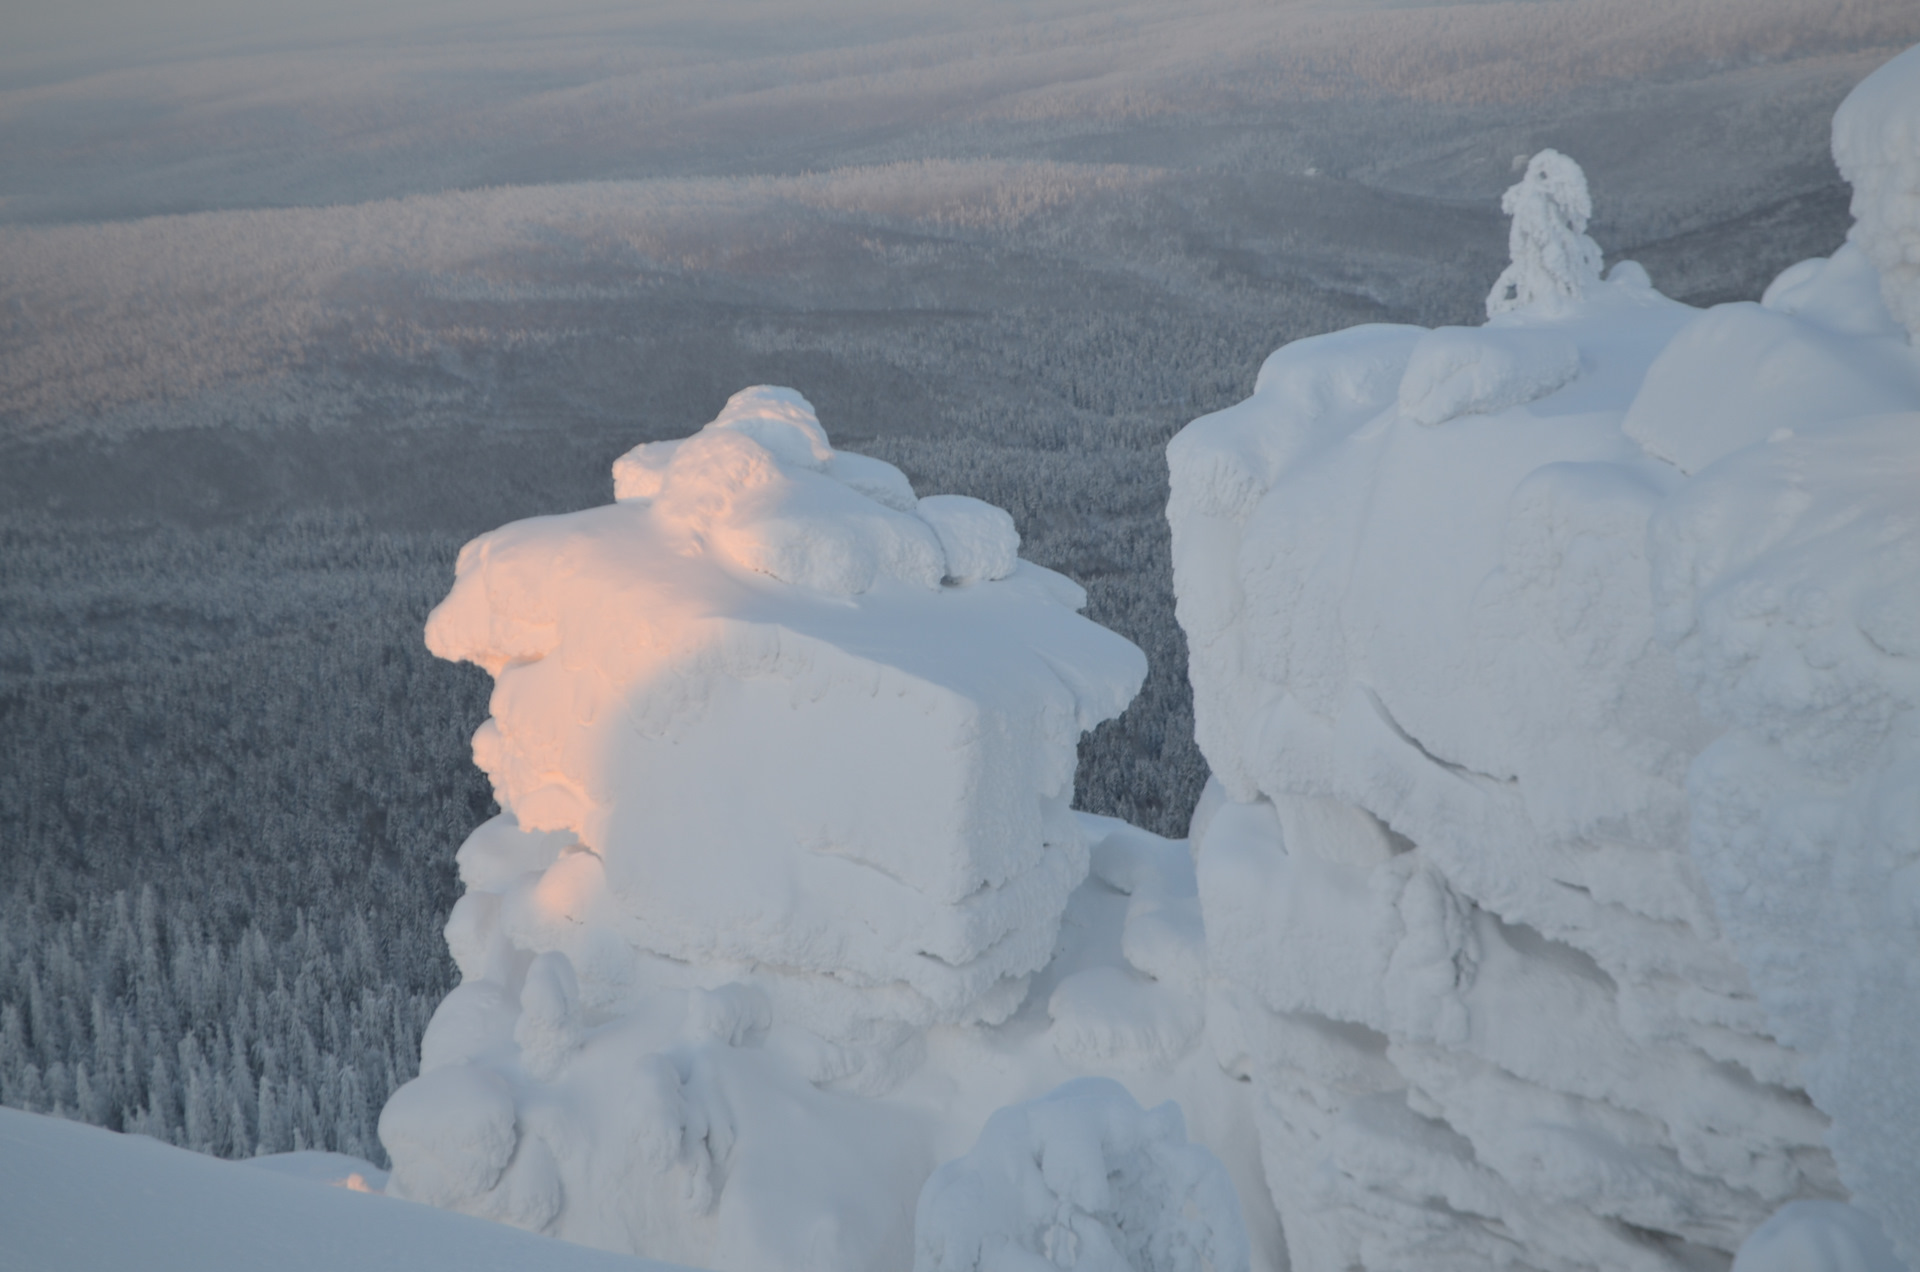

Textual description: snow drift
[0,1104,687,1272]
[380,387,1255,1270]
[1168,48,1920,1272]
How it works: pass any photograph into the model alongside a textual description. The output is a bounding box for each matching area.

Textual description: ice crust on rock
[913,1078,1249,1272]
[385,388,1276,1270]
[1169,130,1920,1271]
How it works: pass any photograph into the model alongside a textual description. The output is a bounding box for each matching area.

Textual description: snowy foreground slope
[0,1105,687,1272]
[1169,44,1920,1272]
[380,386,1259,1271]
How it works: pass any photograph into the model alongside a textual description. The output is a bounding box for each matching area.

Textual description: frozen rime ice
[1169,127,1920,1271]
[1486,149,1604,320]
[1835,43,1920,342]
[384,388,1281,1271]
[913,1078,1249,1272]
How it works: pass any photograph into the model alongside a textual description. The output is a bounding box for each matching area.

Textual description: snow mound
[1396,325,1582,427]
[913,1078,1249,1272]
[1168,73,1920,1272]
[384,388,1173,1269]
[1735,1202,1906,1272]
[917,494,1020,585]
[1623,273,1919,475]
[604,387,945,595]
[0,1105,685,1272]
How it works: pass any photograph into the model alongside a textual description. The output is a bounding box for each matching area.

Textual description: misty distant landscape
[4,0,1916,1168]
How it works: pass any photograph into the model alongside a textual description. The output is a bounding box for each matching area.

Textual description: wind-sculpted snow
[420,386,1144,1052]
[1653,413,1920,1265]
[1834,42,1920,341]
[1169,119,1920,1271]
[913,1078,1248,1272]
[379,387,1267,1270]
[0,1105,692,1272]
[1733,1202,1907,1272]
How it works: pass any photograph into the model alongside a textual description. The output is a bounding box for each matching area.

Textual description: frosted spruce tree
[1486,149,1604,319]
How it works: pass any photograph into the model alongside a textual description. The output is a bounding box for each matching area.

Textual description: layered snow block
[386,386,1150,1269]
[913,1078,1248,1272]
[1655,412,1920,1266]
[1169,127,1920,1271]
[425,385,1144,1049]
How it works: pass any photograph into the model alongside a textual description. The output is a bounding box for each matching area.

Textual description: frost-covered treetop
[1486,149,1604,320]
[1834,41,1920,341]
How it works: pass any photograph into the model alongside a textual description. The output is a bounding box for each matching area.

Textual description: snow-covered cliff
[1168,50,1920,1272]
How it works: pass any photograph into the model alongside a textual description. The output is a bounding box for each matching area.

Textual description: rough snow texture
[1169,133,1920,1270]
[913,1078,1248,1272]
[1734,1202,1906,1272]
[1655,410,1920,1263]
[1834,43,1920,341]
[382,387,1261,1271]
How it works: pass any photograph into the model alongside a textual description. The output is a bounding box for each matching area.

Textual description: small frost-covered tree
[1486,149,1604,319]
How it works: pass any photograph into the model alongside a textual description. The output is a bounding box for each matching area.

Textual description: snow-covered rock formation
[379,387,1256,1271]
[1168,47,1920,1272]
[421,386,1141,1068]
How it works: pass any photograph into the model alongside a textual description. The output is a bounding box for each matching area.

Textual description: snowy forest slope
[3,0,1916,1165]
